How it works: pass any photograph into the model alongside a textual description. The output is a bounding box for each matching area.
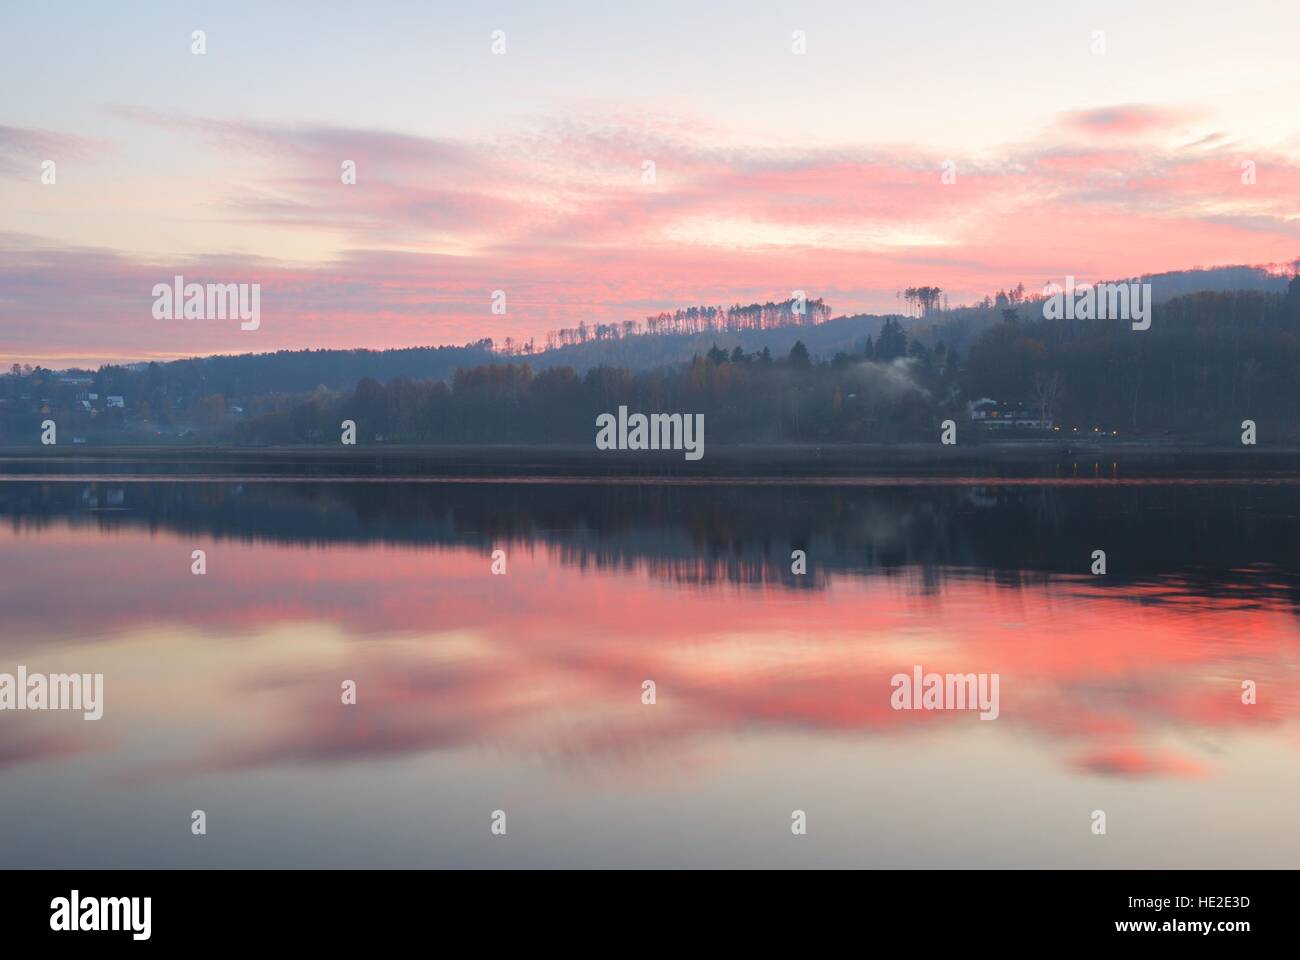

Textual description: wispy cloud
[0,124,104,175]
[3,102,1298,365]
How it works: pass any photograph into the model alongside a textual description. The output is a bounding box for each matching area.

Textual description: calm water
[1,477,1298,868]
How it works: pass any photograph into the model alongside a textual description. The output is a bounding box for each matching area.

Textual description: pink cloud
[5,104,1300,365]
[0,124,104,175]
[1058,103,1195,137]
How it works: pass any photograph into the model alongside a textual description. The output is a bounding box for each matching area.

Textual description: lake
[2,475,1298,867]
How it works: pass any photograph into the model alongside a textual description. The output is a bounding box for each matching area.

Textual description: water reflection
[1,479,1297,867]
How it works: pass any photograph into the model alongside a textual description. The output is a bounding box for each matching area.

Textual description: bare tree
[1031,371,1061,425]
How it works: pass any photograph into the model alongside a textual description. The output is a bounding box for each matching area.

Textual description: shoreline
[1,441,1298,479]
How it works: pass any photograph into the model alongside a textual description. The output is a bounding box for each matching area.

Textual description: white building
[968,398,1053,429]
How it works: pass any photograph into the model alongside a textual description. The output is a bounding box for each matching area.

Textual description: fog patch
[851,357,930,400]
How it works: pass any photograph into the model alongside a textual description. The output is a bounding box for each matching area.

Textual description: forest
[3,279,1299,446]
[223,279,1300,446]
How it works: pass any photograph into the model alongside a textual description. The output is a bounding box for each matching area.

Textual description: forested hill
[521,312,899,375]
[21,263,1297,405]
[100,342,500,398]
[6,278,1300,446]
[80,307,909,399]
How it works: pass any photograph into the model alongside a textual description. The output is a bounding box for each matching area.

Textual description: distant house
[968,398,1053,429]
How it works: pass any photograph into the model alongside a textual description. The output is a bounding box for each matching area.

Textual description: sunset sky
[2,0,1299,367]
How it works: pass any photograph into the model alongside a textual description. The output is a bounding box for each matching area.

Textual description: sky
[2,0,1299,368]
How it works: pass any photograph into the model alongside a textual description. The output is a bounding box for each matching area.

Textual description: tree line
[5,281,1299,445]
